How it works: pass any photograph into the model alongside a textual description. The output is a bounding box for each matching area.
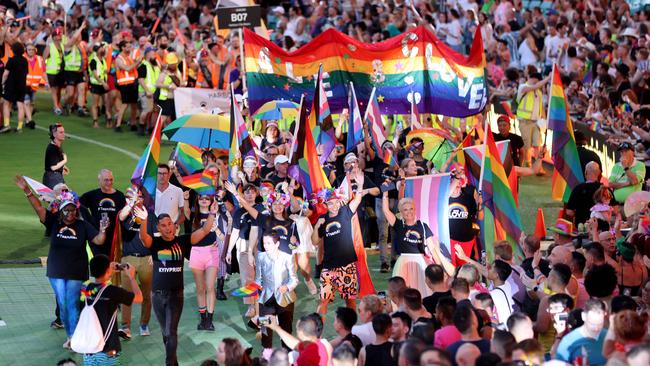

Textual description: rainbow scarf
[131,113,162,210]
[548,65,585,202]
[243,26,488,116]
[481,130,524,262]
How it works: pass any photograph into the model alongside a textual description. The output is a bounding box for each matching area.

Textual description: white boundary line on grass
[35,125,139,160]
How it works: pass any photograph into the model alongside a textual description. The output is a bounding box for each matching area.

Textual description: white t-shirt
[490,284,514,324]
[519,39,538,67]
[351,322,376,346]
[544,35,564,66]
[155,184,185,222]
[447,20,463,46]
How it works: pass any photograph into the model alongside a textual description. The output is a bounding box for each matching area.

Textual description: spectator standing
[43,123,68,188]
[556,299,608,365]
[352,295,383,346]
[1,42,28,132]
[155,164,185,228]
[358,314,397,366]
[608,142,645,204]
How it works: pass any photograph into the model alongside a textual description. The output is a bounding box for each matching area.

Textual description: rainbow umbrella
[162,114,230,149]
[406,128,456,170]
[253,100,300,120]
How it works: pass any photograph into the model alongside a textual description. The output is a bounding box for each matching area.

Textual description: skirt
[392,253,431,297]
[43,171,64,189]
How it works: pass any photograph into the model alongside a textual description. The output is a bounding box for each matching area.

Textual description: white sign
[174,88,230,117]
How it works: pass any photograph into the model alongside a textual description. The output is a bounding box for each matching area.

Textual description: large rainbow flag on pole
[548,65,585,202]
[479,122,524,262]
[131,110,162,210]
[403,173,453,255]
[243,26,488,116]
[289,96,331,197]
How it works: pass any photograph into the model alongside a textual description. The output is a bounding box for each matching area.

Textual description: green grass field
[0,92,562,364]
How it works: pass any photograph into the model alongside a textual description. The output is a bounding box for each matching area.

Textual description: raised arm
[14,175,47,223]
[348,188,366,214]
[91,218,109,245]
[134,206,153,248]
[429,236,455,276]
[225,180,260,219]
[382,191,397,226]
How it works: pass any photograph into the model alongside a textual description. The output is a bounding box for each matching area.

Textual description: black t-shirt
[318,205,358,269]
[5,55,28,90]
[342,332,363,357]
[448,186,478,242]
[333,173,378,208]
[422,290,452,315]
[448,339,491,366]
[44,142,64,173]
[80,189,127,257]
[493,132,524,166]
[566,181,602,225]
[82,283,134,353]
[120,214,153,256]
[256,213,296,255]
[391,220,432,255]
[150,235,192,291]
[233,204,264,240]
[193,212,227,247]
[44,211,98,281]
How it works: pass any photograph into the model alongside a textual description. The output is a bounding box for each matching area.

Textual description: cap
[59,200,76,211]
[144,46,158,54]
[497,115,510,124]
[165,52,179,65]
[274,155,289,165]
[272,6,285,15]
[618,141,634,151]
[120,30,131,38]
[620,27,639,39]
[344,152,358,164]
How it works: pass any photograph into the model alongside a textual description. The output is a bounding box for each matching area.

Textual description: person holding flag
[312,186,368,315]
[448,164,481,266]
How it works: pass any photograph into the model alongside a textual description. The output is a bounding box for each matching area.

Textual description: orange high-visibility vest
[155,50,168,66]
[79,41,88,71]
[106,44,114,72]
[130,48,141,61]
[26,55,45,91]
[197,60,228,89]
[1,43,14,64]
[115,54,136,85]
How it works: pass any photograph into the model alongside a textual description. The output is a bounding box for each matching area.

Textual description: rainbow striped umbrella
[406,128,456,170]
[252,100,300,120]
[162,114,230,149]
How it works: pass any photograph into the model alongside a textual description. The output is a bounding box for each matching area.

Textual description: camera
[258,316,270,326]
[115,263,129,271]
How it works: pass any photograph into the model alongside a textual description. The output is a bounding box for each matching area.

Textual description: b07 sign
[216,6,261,29]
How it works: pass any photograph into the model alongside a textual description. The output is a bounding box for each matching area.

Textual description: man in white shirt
[154,164,185,226]
[544,24,565,71]
[352,295,383,346]
[488,260,514,325]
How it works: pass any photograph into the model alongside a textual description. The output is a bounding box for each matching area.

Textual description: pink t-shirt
[434,325,462,349]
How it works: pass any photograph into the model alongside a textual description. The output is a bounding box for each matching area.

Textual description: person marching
[24,43,46,129]
[88,43,110,128]
[43,27,65,115]
[1,42,28,133]
[137,47,160,134]
[62,22,87,117]
[114,40,142,132]
[156,52,183,126]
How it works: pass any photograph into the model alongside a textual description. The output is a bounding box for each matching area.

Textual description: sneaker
[50,318,64,329]
[139,324,150,336]
[380,262,390,273]
[54,108,62,116]
[114,126,123,133]
[118,326,132,340]
[130,124,138,132]
[77,108,85,117]
[26,121,35,129]
[0,125,10,134]
[62,338,71,349]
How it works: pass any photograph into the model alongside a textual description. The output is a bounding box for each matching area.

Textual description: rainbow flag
[182,169,216,195]
[403,173,453,255]
[366,88,387,159]
[131,112,162,210]
[346,82,364,152]
[229,84,258,175]
[384,149,397,167]
[589,120,599,132]
[310,65,336,164]
[173,143,204,176]
[462,140,518,205]
[548,66,585,202]
[231,282,262,298]
[481,130,524,262]
[243,26,488,116]
[582,60,593,85]
[289,99,331,197]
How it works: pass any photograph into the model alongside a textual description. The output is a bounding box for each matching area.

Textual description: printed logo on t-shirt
[404,229,422,244]
[98,197,117,212]
[157,243,183,266]
[57,226,78,240]
[272,225,288,237]
[449,202,469,219]
[325,222,341,237]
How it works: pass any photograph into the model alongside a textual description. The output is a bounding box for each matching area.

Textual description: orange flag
[535,208,547,239]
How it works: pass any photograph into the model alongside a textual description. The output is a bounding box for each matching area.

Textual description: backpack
[71,284,117,354]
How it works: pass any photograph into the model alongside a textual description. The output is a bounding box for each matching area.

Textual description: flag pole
[239,27,246,93]
[288,95,304,163]
[362,87,377,143]
[477,110,491,193]
[544,63,556,149]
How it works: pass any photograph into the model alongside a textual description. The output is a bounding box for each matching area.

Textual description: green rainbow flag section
[243,26,488,117]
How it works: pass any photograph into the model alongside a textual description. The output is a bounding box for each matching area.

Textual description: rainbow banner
[131,112,162,210]
[289,99,331,197]
[346,82,364,152]
[481,130,524,262]
[173,143,204,176]
[243,26,488,116]
[548,65,584,202]
[403,173,453,255]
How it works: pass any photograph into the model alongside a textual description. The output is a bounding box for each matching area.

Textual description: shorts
[451,237,477,267]
[189,245,219,270]
[519,119,542,149]
[118,83,138,104]
[24,90,35,102]
[63,70,84,86]
[159,98,176,118]
[3,87,26,104]
[139,93,153,112]
[47,73,64,88]
[319,262,358,303]
[90,83,107,95]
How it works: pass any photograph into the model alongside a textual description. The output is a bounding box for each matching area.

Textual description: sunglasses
[198,196,213,201]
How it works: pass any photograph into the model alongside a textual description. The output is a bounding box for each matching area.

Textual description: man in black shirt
[134,205,215,366]
[422,264,451,315]
[80,169,126,257]
[493,115,524,167]
[80,254,142,364]
[566,161,602,226]
[313,186,367,315]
